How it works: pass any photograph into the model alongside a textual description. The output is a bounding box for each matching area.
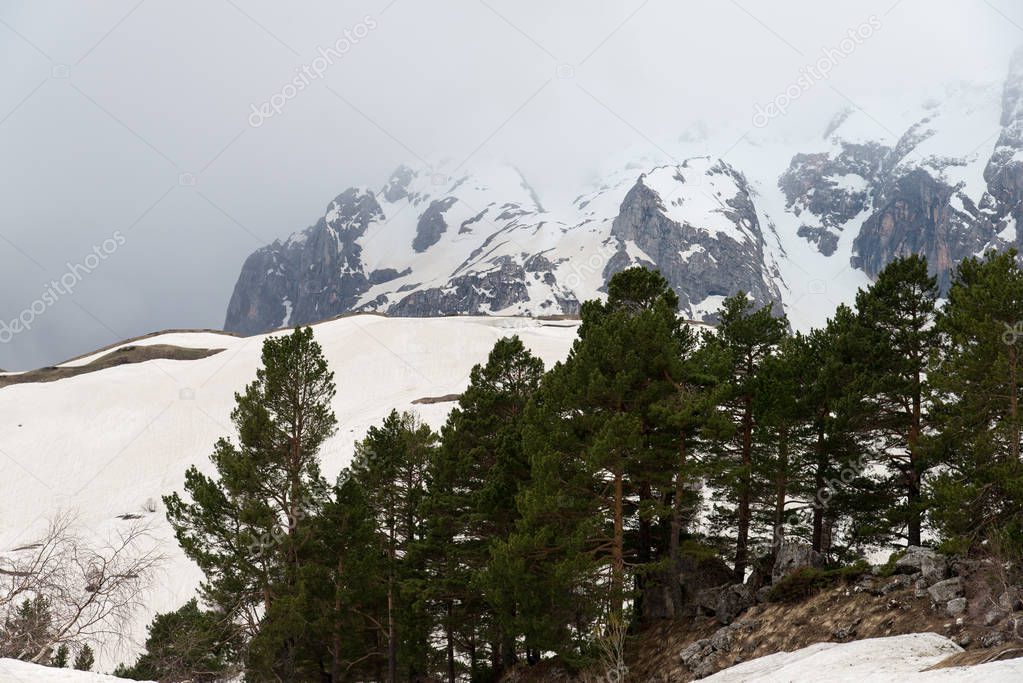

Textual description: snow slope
[0,315,578,670]
[0,658,151,682]
[704,632,1023,682]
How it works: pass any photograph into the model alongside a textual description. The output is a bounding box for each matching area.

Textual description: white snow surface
[0,658,151,682]
[0,315,579,671]
[703,632,1023,682]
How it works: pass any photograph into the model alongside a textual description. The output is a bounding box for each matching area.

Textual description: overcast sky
[1,0,1021,370]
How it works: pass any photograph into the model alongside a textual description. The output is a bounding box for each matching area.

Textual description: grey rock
[997,587,1023,612]
[985,609,1005,626]
[710,626,733,652]
[604,158,785,325]
[677,552,735,617]
[928,578,963,604]
[946,597,968,617]
[680,639,709,667]
[894,547,948,585]
[981,631,1006,648]
[881,574,912,594]
[716,584,755,625]
[772,540,825,583]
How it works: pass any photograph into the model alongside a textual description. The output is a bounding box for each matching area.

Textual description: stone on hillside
[716,584,755,625]
[946,597,968,617]
[928,577,963,604]
[772,540,824,582]
[997,587,1023,612]
[894,546,948,585]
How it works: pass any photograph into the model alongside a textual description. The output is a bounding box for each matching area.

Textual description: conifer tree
[930,249,1023,551]
[421,336,544,680]
[164,326,337,676]
[350,410,436,683]
[705,293,787,579]
[506,267,686,660]
[854,255,938,546]
[73,644,94,671]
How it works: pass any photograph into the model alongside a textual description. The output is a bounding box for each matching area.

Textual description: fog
[1,0,1021,370]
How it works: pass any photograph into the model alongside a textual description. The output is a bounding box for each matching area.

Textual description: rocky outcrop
[772,540,824,583]
[851,169,997,290]
[606,159,785,322]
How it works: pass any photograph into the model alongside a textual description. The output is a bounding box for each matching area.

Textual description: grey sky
[1,0,1021,370]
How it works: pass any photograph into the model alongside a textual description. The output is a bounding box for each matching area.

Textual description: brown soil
[0,344,223,389]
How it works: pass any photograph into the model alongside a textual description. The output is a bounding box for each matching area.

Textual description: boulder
[946,597,968,617]
[716,584,755,625]
[981,631,1006,648]
[678,551,735,616]
[772,540,824,583]
[984,609,1005,626]
[927,577,963,604]
[881,574,912,594]
[680,639,709,668]
[694,586,726,617]
[710,626,733,652]
[894,546,948,585]
[997,587,1023,612]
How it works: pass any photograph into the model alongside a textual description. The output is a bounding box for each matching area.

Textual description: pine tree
[164,326,337,676]
[705,292,787,579]
[50,644,69,668]
[855,255,938,546]
[73,644,94,671]
[114,599,238,682]
[422,336,545,680]
[929,249,1023,552]
[350,410,436,683]
[506,267,687,660]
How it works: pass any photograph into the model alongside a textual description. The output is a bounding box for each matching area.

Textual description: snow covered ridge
[703,632,1023,682]
[0,658,152,682]
[225,49,1023,337]
[0,315,579,670]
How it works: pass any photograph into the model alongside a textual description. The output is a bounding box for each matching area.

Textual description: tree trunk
[612,467,625,620]
[445,602,455,683]
[387,522,397,683]
[734,393,753,581]
[1011,345,1020,461]
[812,426,826,553]
[669,438,688,615]
[906,365,923,547]
[773,426,789,543]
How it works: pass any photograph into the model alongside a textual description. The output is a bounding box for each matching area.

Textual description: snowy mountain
[225,49,1023,335]
[0,316,579,668]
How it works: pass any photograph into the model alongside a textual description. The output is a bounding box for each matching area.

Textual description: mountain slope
[0,315,579,668]
[226,49,1023,335]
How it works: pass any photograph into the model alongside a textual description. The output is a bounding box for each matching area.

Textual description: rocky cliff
[225,49,1023,335]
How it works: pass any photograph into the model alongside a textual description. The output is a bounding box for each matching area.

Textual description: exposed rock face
[606,159,785,323]
[780,142,881,256]
[225,158,786,334]
[894,546,949,586]
[224,189,384,335]
[225,52,1023,334]
[772,540,824,583]
[852,168,996,290]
